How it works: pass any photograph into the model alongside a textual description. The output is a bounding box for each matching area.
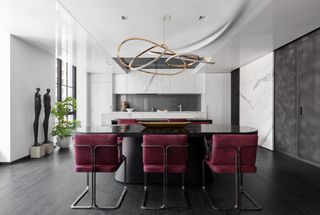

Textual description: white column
[76,32,88,127]
[0,31,10,162]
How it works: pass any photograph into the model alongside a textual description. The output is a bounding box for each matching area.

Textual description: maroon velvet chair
[71,134,127,209]
[117,118,138,125]
[167,118,189,122]
[117,119,138,144]
[202,134,261,211]
[141,134,189,209]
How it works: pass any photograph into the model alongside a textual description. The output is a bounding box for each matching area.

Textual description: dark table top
[77,124,257,138]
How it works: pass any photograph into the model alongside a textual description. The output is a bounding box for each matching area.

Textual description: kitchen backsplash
[114,94,201,111]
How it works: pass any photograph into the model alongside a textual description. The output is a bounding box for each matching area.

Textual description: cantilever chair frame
[140,143,189,210]
[71,143,127,209]
[202,142,262,212]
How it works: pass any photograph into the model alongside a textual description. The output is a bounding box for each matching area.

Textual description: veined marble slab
[240,52,274,150]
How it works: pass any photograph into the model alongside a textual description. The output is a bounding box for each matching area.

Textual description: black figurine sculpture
[33,88,41,146]
[43,89,52,143]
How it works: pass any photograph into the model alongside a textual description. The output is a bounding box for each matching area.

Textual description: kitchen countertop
[102,111,208,125]
[107,111,206,117]
[111,111,204,113]
[111,118,212,124]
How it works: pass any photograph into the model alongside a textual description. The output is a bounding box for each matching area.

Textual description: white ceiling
[0,0,57,54]
[58,0,253,56]
[2,0,320,73]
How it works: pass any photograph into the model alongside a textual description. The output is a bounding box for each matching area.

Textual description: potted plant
[51,97,81,149]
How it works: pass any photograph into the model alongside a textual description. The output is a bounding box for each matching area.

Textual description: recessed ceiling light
[121,16,129,20]
[199,16,207,20]
[162,15,171,21]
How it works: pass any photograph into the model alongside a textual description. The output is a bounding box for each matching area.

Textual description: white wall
[204,73,231,124]
[10,36,55,161]
[0,31,11,162]
[76,65,88,128]
[240,52,274,150]
[76,34,89,128]
[88,73,113,126]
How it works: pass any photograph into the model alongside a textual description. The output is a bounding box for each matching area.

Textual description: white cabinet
[195,73,205,93]
[113,74,127,94]
[113,71,204,94]
[157,69,171,93]
[143,73,158,93]
[89,73,113,126]
[126,71,158,93]
[170,71,202,94]
[126,71,146,93]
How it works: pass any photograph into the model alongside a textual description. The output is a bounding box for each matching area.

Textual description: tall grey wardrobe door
[274,43,298,156]
[297,30,320,164]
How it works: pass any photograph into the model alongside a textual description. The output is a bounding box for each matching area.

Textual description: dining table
[76,124,258,184]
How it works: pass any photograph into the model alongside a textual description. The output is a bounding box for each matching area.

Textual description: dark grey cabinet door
[274,43,298,156]
[297,30,320,164]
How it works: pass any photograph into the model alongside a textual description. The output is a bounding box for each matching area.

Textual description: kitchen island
[111,118,212,124]
[101,111,207,125]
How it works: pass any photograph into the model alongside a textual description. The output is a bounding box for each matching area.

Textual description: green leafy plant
[51,97,81,138]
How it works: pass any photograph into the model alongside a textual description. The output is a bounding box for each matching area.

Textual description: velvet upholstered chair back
[118,119,138,125]
[143,134,188,165]
[210,134,258,167]
[73,134,119,166]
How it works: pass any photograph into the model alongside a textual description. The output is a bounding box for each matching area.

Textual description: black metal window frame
[56,58,77,119]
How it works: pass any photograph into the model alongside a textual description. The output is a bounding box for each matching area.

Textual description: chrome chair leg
[70,172,93,209]
[237,173,262,211]
[71,159,127,210]
[94,158,127,209]
[202,160,220,211]
[201,160,262,212]
[141,172,189,210]
[141,143,189,210]
[202,160,206,191]
[141,171,166,210]
[182,172,185,192]
[141,173,147,208]
[182,173,189,208]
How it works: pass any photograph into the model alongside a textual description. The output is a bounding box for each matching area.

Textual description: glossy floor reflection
[1,147,320,215]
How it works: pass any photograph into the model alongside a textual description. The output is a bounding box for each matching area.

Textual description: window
[56,58,77,119]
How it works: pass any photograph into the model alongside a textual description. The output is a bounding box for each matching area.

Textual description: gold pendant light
[116,16,215,76]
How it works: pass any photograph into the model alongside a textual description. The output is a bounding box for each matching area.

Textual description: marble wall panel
[240,52,274,150]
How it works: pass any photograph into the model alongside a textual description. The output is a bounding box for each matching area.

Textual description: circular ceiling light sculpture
[117,37,215,76]
[116,15,215,76]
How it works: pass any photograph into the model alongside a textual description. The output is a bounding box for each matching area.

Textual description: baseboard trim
[275,150,320,168]
[258,146,273,152]
[0,155,30,165]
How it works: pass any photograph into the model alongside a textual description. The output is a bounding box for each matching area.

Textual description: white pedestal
[43,143,54,154]
[30,145,45,158]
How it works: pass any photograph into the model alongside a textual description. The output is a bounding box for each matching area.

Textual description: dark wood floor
[1,147,320,215]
